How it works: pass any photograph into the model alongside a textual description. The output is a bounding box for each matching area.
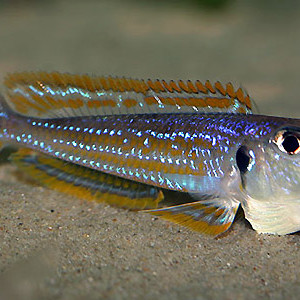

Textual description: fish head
[237,118,300,235]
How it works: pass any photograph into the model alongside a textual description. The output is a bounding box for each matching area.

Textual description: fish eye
[273,130,300,155]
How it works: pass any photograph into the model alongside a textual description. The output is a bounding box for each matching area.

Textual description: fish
[0,71,299,236]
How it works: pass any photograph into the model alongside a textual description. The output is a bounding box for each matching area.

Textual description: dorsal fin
[3,72,255,118]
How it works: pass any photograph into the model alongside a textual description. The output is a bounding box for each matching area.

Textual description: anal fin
[11,148,163,210]
[145,198,240,236]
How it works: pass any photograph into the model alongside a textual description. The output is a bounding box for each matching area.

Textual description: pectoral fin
[145,198,240,236]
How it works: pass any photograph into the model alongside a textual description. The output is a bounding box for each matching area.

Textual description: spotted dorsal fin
[145,198,240,236]
[3,72,255,118]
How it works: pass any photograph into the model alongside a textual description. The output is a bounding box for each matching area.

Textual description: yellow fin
[11,148,163,210]
[145,199,240,236]
[3,71,255,118]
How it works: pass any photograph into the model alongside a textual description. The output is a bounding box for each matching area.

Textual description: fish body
[0,72,299,236]
[0,112,296,193]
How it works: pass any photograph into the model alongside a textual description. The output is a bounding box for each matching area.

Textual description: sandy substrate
[0,1,299,299]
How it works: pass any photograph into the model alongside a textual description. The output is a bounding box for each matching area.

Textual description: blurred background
[0,0,299,117]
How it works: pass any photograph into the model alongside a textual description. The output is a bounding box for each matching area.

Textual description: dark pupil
[282,135,299,154]
[236,146,250,173]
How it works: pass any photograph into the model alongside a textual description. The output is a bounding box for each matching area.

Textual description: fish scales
[0,112,287,192]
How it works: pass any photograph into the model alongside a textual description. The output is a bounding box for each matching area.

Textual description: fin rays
[145,199,240,236]
[10,148,240,236]
[11,148,163,210]
[3,72,254,118]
